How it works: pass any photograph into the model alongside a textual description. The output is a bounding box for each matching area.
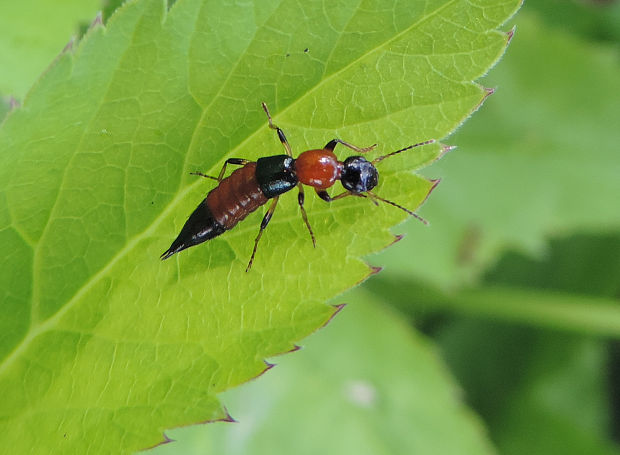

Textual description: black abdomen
[160,201,226,259]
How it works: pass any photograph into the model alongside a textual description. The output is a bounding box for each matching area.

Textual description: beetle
[161,103,435,271]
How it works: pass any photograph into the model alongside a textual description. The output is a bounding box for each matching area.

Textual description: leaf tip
[237,363,276,396]
[322,303,346,328]
[146,405,236,451]
[420,179,441,208]
[144,433,175,451]
[471,86,496,112]
[254,361,277,379]
[506,26,516,44]
[219,408,237,424]
[9,96,20,111]
[440,143,457,157]
[197,407,237,424]
[89,11,104,32]
[484,87,496,97]
[62,36,76,55]
[331,302,347,313]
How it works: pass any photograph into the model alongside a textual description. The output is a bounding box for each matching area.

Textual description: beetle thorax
[295,149,343,189]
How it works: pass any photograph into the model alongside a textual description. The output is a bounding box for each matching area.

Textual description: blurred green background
[2,0,619,453]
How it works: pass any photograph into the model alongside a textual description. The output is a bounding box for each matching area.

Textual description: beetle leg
[191,158,251,182]
[190,171,218,181]
[262,102,293,157]
[324,139,376,154]
[315,190,358,202]
[217,158,251,181]
[297,184,316,247]
[246,196,279,272]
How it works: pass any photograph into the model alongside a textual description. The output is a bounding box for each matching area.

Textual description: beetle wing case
[256,155,298,198]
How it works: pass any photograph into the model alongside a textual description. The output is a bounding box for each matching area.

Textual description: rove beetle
[161,103,435,271]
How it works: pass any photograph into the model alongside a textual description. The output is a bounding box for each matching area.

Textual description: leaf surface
[149,290,497,455]
[0,0,519,452]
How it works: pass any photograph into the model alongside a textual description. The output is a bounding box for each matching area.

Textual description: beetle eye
[341,156,378,193]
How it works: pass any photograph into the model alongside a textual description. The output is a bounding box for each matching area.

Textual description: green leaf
[0,0,520,452]
[148,290,497,455]
[376,9,620,288]
[432,286,620,336]
[0,0,101,99]
[368,277,620,337]
[368,234,620,337]
[486,233,620,298]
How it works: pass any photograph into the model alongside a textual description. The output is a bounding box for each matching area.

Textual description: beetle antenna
[372,139,436,164]
[367,191,428,225]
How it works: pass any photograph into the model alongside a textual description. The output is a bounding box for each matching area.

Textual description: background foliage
[1,0,618,454]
